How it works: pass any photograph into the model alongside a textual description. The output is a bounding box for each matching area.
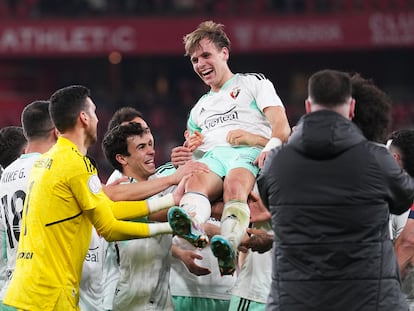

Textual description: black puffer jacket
[258,110,414,311]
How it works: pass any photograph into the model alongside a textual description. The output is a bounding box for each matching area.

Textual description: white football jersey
[0,153,41,300]
[188,73,284,152]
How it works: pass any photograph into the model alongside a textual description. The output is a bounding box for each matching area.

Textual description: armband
[147,193,175,214]
[262,137,282,152]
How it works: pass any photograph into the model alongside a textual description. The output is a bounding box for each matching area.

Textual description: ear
[115,153,128,166]
[52,128,60,139]
[393,151,400,161]
[348,98,356,119]
[305,99,312,113]
[222,47,229,61]
[79,111,89,126]
[393,152,404,168]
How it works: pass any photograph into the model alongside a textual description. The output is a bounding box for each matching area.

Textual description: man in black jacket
[257,69,414,311]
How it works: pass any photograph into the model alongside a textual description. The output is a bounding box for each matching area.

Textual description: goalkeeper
[3,85,187,311]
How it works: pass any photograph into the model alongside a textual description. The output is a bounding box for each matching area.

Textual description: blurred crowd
[0,0,413,182]
[0,52,413,182]
[1,0,413,18]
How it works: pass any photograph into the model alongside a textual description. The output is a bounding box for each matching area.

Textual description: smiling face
[190,38,233,92]
[120,131,156,181]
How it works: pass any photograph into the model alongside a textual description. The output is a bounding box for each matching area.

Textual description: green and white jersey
[170,218,237,300]
[154,162,176,177]
[231,220,273,304]
[0,192,6,299]
[109,168,175,311]
[187,73,284,152]
[79,228,110,311]
[0,153,41,301]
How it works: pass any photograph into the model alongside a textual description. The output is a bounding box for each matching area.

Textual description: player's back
[0,152,41,300]
[4,137,99,310]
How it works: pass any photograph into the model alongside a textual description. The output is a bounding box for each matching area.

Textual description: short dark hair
[388,129,414,177]
[0,126,27,168]
[49,85,91,132]
[107,107,144,132]
[308,69,352,107]
[102,122,149,172]
[351,73,392,144]
[22,100,54,140]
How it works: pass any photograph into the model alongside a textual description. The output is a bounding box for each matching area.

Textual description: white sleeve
[255,78,284,111]
[391,210,409,241]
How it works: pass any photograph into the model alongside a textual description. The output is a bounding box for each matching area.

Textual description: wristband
[149,222,173,236]
[147,193,175,214]
[262,137,282,152]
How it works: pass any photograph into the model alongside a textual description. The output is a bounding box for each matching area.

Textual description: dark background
[0,0,413,182]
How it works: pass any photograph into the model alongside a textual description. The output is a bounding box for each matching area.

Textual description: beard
[85,125,98,147]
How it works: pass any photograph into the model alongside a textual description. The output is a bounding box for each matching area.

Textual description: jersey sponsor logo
[88,175,102,194]
[230,87,241,99]
[204,106,239,129]
[85,246,101,263]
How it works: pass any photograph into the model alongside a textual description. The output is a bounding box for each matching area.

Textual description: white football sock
[220,201,250,249]
[180,192,211,224]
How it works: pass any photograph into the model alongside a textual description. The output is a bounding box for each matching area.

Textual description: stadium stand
[0,0,412,180]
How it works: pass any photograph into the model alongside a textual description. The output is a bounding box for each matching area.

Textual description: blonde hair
[183,20,231,56]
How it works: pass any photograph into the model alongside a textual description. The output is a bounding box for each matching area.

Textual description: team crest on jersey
[88,174,102,194]
[230,87,240,99]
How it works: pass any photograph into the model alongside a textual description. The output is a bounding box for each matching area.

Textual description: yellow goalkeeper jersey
[4,137,150,310]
